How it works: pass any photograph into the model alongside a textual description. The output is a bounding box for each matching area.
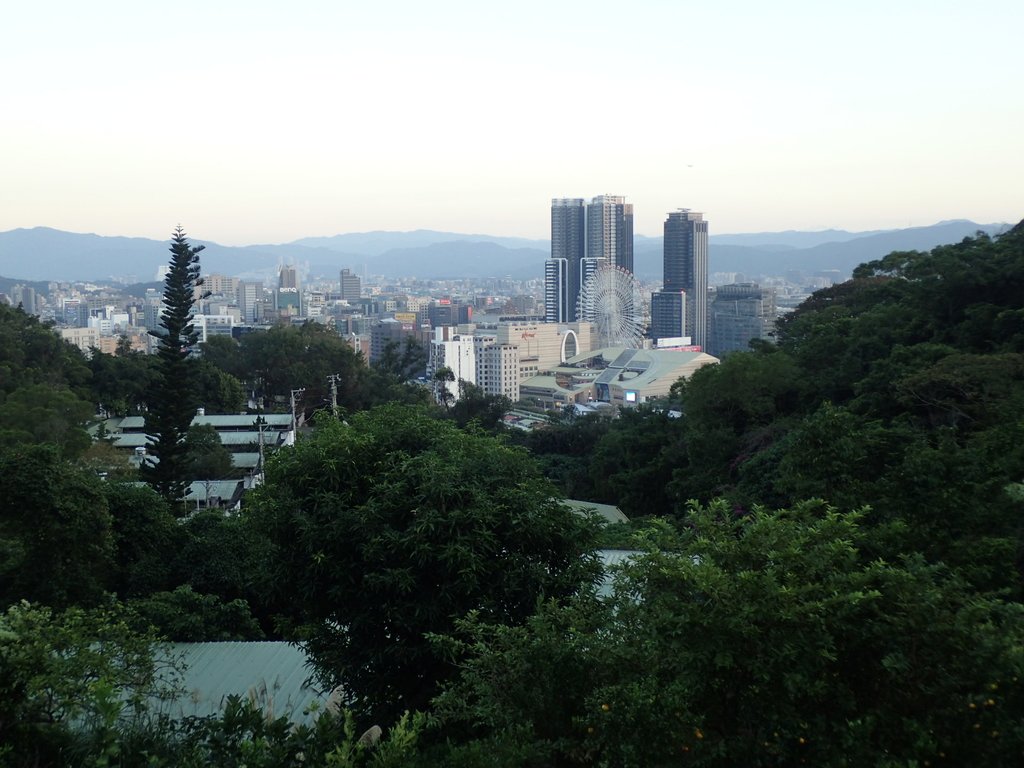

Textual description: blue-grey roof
[118,414,294,432]
[154,642,326,725]
[231,452,261,469]
[113,432,283,449]
[184,481,244,503]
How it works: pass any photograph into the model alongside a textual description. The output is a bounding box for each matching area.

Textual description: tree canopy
[0,445,113,609]
[435,502,1024,766]
[519,224,1024,595]
[251,404,600,725]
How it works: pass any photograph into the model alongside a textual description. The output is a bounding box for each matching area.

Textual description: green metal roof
[154,642,326,725]
[564,499,629,525]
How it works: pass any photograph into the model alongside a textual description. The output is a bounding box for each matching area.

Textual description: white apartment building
[193,314,236,343]
[428,327,476,404]
[474,334,520,402]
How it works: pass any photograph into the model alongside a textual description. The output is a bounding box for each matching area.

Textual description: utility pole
[290,388,306,433]
[327,373,341,417]
[254,412,267,483]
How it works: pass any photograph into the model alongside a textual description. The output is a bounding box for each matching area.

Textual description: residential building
[193,314,236,344]
[59,326,99,355]
[204,274,239,301]
[428,326,476,404]
[474,334,520,402]
[142,295,163,330]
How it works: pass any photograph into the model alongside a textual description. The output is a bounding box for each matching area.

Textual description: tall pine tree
[143,227,206,504]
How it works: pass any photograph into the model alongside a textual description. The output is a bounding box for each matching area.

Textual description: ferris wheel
[577,264,647,348]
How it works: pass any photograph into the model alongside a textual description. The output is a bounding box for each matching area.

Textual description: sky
[2,0,1022,245]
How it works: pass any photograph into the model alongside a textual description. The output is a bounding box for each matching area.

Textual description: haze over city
[3,0,1022,246]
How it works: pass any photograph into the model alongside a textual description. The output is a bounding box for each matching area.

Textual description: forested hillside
[524,223,1024,588]
[3,225,1024,765]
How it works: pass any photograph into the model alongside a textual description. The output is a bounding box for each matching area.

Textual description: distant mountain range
[0,220,1013,286]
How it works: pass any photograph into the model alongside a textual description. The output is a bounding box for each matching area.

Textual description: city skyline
[2,1,1022,246]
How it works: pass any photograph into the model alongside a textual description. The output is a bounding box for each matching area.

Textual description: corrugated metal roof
[564,499,629,525]
[212,431,282,446]
[154,642,327,725]
[113,432,282,449]
[596,549,643,598]
[231,452,261,468]
[118,414,293,432]
[184,480,243,501]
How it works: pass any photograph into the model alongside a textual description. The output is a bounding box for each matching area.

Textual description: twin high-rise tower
[545,197,709,350]
[545,195,634,323]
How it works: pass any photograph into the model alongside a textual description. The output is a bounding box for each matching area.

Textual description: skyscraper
[276,265,301,317]
[339,268,361,303]
[546,198,585,322]
[237,280,263,323]
[545,196,633,323]
[544,257,568,323]
[587,195,634,274]
[652,209,709,348]
[278,265,298,289]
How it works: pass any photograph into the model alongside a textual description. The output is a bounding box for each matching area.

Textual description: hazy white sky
[2,0,1021,244]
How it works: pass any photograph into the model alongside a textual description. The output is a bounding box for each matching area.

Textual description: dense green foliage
[0,305,96,459]
[0,445,113,609]
[525,224,1024,594]
[0,602,166,765]
[434,502,1024,767]
[183,423,235,479]
[88,346,161,416]
[251,405,600,725]
[0,383,94,458]
[0,303,91,398]
[202,322,428,417]
[89,345,245,418]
